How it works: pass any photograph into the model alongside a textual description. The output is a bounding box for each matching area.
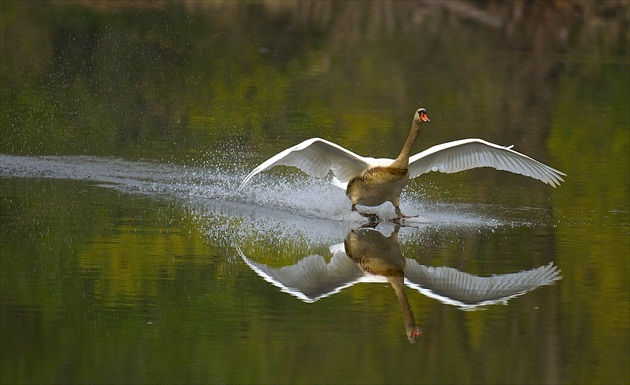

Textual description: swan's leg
[394,204,418,219]
[393,204,426,227]
[351,204,380,222]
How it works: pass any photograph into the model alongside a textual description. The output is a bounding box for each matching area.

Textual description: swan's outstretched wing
[238,138,371,191]
[237,246,364,303]
[404,261,561,309]
[408,139,566,187]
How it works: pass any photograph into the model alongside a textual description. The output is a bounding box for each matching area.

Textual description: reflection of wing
[237,246,364,303]
[404,261,561,310]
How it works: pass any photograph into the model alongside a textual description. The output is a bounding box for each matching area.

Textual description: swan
[238,108,565,220]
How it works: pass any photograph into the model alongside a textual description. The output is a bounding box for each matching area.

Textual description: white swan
[238,108,565,220]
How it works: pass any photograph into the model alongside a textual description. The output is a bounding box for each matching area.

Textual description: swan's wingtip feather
[331,176,348,190]
[237,180,250,192]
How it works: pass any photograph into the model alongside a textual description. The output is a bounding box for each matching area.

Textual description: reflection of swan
[238,108,565,221]
[238,227,562,341]
[344,228,421,342]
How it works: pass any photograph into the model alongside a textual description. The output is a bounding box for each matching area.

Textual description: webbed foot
[361,212,380,223]
[392,213,422,227]
[352,204,380,224]
[394,206,418,221]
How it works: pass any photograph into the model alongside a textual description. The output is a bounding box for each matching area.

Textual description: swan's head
[415,108,430,123]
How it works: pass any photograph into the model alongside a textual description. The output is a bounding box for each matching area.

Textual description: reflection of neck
[388,275,417,338]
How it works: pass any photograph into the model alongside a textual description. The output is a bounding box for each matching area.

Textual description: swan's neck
[391,122,421,169]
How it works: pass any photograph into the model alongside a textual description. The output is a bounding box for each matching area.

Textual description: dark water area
[1,1,628,384]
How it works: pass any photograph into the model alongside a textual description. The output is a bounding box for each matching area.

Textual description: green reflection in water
[1,1,628,384]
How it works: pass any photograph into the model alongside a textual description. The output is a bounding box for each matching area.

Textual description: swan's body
[238,108,565,219]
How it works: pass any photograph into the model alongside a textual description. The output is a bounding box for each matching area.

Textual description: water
[1,2,628,384]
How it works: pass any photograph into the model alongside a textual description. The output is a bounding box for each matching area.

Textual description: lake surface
[1,2,628,384]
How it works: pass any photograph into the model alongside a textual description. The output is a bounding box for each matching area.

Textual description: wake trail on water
[1,154,520,242]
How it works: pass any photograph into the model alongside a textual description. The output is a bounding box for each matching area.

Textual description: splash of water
[0,154,521,244]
